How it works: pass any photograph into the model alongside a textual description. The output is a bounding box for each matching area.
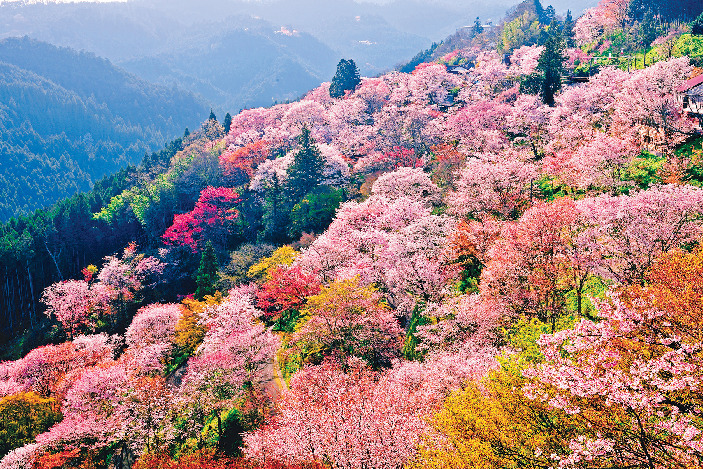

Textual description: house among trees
[446,64,472,75]
[677,73,703,126]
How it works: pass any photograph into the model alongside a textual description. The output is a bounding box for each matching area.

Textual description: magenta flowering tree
[162,186,240,251]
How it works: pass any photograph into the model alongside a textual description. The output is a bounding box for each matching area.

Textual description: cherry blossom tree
[297,194,456,315]
[480,197,592,328]
[543,132,637,192]
[371,167,441,205]
[176,287,279,441]
[524,246,703,468]
[41,244,164,336]
[448,151,539,220]
[612,57,696,151]
[576,184,703,284]
[244,359,445,469]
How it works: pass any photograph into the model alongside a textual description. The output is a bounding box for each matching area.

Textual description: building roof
[677,74,703,93]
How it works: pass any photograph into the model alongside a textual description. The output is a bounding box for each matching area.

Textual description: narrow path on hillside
[261,351,288,402]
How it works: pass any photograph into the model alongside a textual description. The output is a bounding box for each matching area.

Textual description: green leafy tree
[261,173,289,244]
[288,186,343,239]
[562,10,575,47]
[195,241,218,300]
[537,22,566,106]
[329,59,361,98]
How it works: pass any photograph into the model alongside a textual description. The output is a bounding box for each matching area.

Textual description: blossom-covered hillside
[2,1,703,468]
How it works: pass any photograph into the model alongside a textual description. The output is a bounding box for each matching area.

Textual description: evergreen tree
[329,59,361,98]
[562,10,575,47]
[472,17,484,37]
[261,173,289,244]
[209,109,217,122]
[223,112,232,134]
[533,0,546,24]
[638,9,661,47]
[693,12,703,35]
[285,126,325,204]
[543,5,556,24]
[195,241,218,300]
[537,22,566,107]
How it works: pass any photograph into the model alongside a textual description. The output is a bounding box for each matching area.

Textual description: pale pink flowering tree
[414,294,503,354]
[548,67,630,153]
[544,132,637,192]
[0,443,43,469]
[444,98,512,155]
[573,0,630,46]
[42,244,164,336]
[175,287,279,440]
[125,303,183,349]
[244,358,447,469]
[509,45,543,77]
[506,93,551,157]
[297,195,456,315]
[0,333,117,398]
[448,150,539,220]
[281,100,328,138]
[123,303,183,373]
[576,184,703,284]
[41,280,115,338]
[371,167,441,204]
[612,57,696,150]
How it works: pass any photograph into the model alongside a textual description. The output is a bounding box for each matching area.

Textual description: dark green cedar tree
[195,241,218,300]
[537,21,566,107]
[329,59,361,98]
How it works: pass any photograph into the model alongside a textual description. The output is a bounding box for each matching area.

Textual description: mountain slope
[0,37,208,220]
[120,23,339,111]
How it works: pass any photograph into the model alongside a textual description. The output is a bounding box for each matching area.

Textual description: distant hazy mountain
[0,36,208,220]
[0,0,557,112]
[119,19,341,111]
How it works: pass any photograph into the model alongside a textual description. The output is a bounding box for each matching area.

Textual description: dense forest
[0,36,208,220]
[2,0,703,468]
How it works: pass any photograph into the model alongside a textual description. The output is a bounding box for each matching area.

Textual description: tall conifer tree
[195,241,218,300]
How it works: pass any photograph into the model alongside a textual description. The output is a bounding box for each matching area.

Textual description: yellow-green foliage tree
[0,392,61,457]
[499,11,540,52]
[175,293,223,357]
[413,366,578,469]
[247,246,298,283]
[289,277,404,369]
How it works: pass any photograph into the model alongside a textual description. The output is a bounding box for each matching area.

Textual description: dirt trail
[261,353,288,402]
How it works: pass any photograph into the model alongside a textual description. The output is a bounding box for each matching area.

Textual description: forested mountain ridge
[0,36,208,220]
[1,0,703,468]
